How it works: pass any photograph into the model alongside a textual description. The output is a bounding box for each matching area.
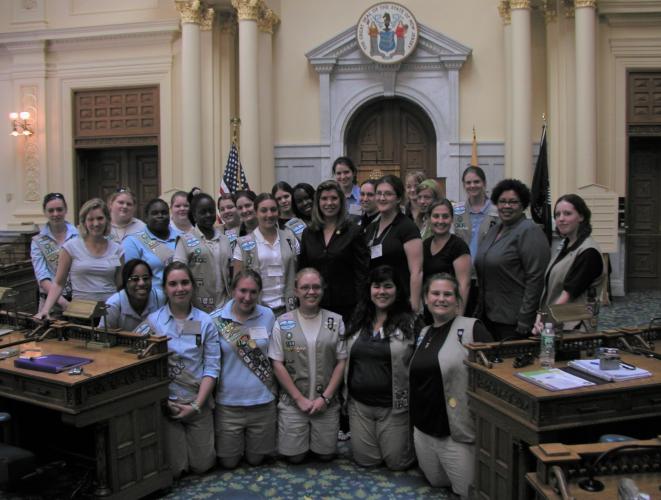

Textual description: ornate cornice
[217,10,237,35]
[498,0,512,24]
[543,0,558,23]
[575,0,597,8]
[564,0,575,17]
[231,0,262,21]
[176,0,214,27]
[509,0,531,10]
[258,7,280,34]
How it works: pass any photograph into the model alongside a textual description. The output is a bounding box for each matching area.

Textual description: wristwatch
[321,395,331,406]
[190,401,201,414]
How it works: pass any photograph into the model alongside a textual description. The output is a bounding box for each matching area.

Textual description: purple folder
[14,354,93,374]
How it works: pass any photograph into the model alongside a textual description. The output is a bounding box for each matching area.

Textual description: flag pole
[230,117,241,151]
[470,126,479,167]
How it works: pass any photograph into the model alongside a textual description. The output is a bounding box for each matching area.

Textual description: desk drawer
[20,379,68,405]
[542,394,621,425]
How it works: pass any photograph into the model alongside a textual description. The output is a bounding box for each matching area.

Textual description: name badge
[348,204,362,216]
[249,326,269,340]
[267,264,284,277]
[182,320,201,335]
[370,244,383,259]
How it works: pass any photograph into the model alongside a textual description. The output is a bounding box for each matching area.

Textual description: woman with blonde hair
[37,198,123,318]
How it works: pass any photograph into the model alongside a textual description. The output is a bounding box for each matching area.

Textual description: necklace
[299,310,319,319]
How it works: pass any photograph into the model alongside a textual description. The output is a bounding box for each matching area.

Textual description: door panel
[76,147,159,218]
[346,98,436,182]
[626,137,661,290]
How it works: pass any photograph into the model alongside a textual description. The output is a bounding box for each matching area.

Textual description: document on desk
[567,359,652,382]
[14,354,92,374]
[515,368,596,391]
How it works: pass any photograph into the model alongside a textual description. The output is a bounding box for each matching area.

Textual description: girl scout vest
[452,201,499,246]
[344,326,415,410]
[237,229,298,310]
[278,309,343,404]
[179,229,232,312]
[136,230,175,267]
[284,217,306,241]
[541,236,605,328]
[417,316,476,443]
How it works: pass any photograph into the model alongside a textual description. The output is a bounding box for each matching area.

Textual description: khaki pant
[348,399,414,470]
[413,427,474,499]
[277,400,339,457]
[214,401,276,458]
[165,405,215,478]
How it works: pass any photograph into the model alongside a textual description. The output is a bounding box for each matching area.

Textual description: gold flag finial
[470,126,479,167]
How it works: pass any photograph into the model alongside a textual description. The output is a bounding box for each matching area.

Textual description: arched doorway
[346,97,437,185]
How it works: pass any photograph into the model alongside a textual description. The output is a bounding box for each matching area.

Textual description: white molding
[599,0,661,15]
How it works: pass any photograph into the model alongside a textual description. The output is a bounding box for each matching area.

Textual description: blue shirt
[211,300,276,406]
[122,228,177,289]
[30,222,78,289]
[142,305,220,402]
[469,200,493,262]
[100,288,165,332]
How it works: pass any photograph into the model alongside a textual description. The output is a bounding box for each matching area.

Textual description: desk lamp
[62,300,111,347]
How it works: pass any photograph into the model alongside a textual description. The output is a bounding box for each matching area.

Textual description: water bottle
[539,323,556,368]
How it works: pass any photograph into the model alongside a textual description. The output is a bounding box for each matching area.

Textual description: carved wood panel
[346,98,437,182]
[626,137,661,290]
[74,86,160,141]
[628,71,661,125]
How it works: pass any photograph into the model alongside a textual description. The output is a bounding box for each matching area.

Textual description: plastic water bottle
[539,323,556,368]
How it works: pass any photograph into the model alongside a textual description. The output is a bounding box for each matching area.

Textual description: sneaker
[337,430,351,441]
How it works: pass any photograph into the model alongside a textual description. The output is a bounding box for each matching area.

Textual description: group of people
[30,156,606,498]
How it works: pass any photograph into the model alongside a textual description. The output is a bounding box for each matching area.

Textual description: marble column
[176,0,214,190]
[232,0,261,191]
[498,1,512,176]
[258,7,279,191]
[509,0,533,185]
[218,12,238,176]
[574,0,597,187]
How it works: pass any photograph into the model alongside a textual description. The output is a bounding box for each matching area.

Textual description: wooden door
[77,147,159,217]
[346,98,437,183]
[626,137,661,290]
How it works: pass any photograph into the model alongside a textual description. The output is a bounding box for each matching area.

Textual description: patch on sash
[186,238,200,247]
[279,319,296,331]
[240,240,256,251]
[453,205,466,216]
[326,317,335,332]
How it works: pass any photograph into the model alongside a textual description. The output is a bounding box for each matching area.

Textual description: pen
[620,362,636,370]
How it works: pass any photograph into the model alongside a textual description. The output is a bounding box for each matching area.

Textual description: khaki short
[214,401,277,458]
[165,404,215,477]
[277,400,340,457]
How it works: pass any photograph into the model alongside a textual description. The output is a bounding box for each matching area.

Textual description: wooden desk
[0,332,172,499]
[525,438,661,499]
[467,348,661,500]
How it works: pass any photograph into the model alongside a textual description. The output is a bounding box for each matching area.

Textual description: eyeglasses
[127,275,151,283]
[497,199,521,207]
[375,191,397,198]
[298,284,322,292]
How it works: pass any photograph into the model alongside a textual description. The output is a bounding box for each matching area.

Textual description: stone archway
[346,97,437,183]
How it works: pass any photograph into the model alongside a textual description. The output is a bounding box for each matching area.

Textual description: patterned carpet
[2,291,659,499]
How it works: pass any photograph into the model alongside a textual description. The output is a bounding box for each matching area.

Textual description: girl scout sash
[211,315,276,394]
[34,235,73,297]
[138,231,174,266]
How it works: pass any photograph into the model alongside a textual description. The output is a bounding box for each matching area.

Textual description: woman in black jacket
[298,180,370,325]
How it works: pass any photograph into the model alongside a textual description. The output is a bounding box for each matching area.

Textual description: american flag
[220,142,250,194]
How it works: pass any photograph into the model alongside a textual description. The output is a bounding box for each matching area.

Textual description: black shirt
[348,332,392,407]
[366,212,421,298]
[410,320,492,438]
[422,234,470,281]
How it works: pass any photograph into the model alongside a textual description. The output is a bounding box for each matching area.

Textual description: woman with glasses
[170,191,193,235]
[108,187,145,243]
[135,261,219,479]
[298,180,369,325]
[31,193,79,313]
[365,175,423,313]
[123,198,178,289]
[174,193,232,313]
[344,265,417,471]
[210,270,277,469]
[100,259,164,331]
[414,179,443,240]
[233,193,299,316]
[474,179,550,340]
[37,198,124,318]
[269,268,347,464]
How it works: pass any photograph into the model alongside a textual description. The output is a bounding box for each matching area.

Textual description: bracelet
[321,395,331,406]
[190,401,201,414]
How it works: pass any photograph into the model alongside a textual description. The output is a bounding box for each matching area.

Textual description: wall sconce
[9,111,33,137]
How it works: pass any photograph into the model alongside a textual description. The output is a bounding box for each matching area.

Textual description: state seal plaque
[357,2,419,64]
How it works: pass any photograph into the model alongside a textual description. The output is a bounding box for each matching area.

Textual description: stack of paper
[515,368,596,391]
[567,359,651,382]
